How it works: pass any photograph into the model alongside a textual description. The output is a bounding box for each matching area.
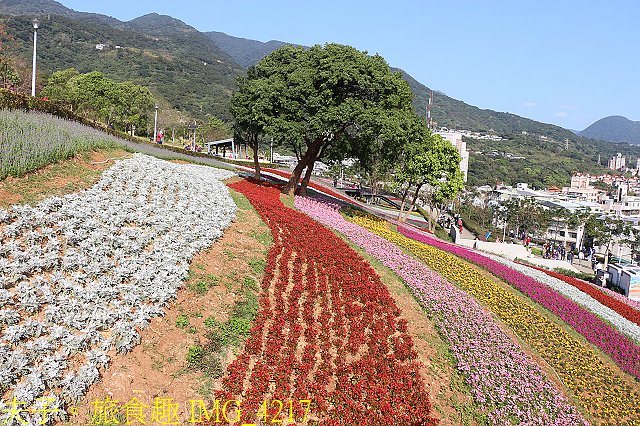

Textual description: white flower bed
[486,254,640,342]
[0,154,236,424]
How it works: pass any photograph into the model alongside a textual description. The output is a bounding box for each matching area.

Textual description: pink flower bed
[398,224,640,380]
[295,196,588,426]
[518,261,640,325]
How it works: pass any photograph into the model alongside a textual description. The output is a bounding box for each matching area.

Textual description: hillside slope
[205,31,290,68]
[205,30,585,142]
[580,115,640,144]
[1,10,243,120]
[4,0,640,188]
[0,0,120,25]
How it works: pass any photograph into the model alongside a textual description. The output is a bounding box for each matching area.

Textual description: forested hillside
[580,115,640,145]
[205,31,290,68]
[2,0,639,187]
[1,12,242,120]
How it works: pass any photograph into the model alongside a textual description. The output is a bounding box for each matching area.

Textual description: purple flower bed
[295,196,588,426]
[398,225,640,380]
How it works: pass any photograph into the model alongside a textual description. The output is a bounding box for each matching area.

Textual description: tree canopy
[41,68,154,133]
[232,43,416,194]
[395,131,464,228]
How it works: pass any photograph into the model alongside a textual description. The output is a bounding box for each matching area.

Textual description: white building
[609,153,626,171]
[436,131,469,183]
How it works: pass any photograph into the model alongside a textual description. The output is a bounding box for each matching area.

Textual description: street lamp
[153,105,158,143]
[31,18,40,97]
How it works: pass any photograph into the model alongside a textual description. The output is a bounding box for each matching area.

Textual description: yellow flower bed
[351,212,640,425]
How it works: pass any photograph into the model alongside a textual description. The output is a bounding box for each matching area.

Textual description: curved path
[118,140,235,170]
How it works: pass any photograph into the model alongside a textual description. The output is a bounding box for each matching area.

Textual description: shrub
[175,314,190,329]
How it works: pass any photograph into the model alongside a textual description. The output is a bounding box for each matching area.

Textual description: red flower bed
[220,179,436,425]
[517,262,640,326]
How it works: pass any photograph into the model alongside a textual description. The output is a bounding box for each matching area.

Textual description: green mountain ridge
[580,115,640,145]
[204,30,586,143]
[0,9,243,120]
[3,0,640,187]
[0,0,121,26]
[205,31,291,69]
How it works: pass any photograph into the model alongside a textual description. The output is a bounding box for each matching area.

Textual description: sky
[59,0,640,131]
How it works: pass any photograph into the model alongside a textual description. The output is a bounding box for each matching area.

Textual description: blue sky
[59,0,639,130]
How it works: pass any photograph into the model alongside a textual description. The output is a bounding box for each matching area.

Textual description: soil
[63,188,270,425]
[0,149,131,208]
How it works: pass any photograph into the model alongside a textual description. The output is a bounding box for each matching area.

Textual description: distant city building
[609,153,626,170]
[436,131,469,182]
[571,173,591,189]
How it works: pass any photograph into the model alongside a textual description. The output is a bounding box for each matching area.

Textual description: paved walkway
[119,140,235,170]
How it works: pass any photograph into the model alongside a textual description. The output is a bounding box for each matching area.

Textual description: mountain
[205,31,290,68]
[204,32,583,142]
[0,0,585,140]
[0,6,243,120]
[0,0,121,25]
[580,115,640,145]
[4,0,640,188]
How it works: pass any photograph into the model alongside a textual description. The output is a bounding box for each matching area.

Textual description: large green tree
[231,68,270,179]
[497,198,548,240]
[232,43,415,194]
[42,68,154,133]
[40,67,80,106]
[396,133,464,229]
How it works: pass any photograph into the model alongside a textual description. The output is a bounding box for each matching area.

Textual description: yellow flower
[350,211,640,423]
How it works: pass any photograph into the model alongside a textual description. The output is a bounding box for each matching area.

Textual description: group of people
[541,242,572,261]
[183,143,202,152]
[155,130,202,152]
[438,214,463,233]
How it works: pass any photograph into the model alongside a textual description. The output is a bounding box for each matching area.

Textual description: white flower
[0,154,236,407]
[487,254,640,342]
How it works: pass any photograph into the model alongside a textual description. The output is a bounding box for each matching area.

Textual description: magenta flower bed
[295,196,588,425]
[398,225,640,380]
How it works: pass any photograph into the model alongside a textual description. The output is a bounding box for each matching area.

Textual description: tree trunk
[297,158,316,196]
[251,140,261,180]
[282,158,309,195]
[398,185,410,222]
[402,184,422,224]
[282,141,321,195]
